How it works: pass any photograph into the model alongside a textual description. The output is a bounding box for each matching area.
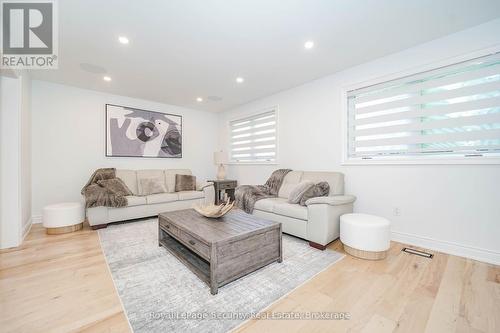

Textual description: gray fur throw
[97,178,133,196]
[81,168,115,192]
[235,169,291,213]
[299,181,330,206]
[81,168,129,208]
[263,168,292,196]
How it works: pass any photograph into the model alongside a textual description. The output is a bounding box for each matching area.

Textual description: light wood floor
[1,223,498,333]
[0,223,130,333]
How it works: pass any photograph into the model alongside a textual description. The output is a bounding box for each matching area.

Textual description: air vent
[79,63,106,74]
[402,247,433,258]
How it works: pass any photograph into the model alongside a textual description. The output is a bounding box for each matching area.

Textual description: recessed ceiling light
[196,97,203,102]
[118,36,129,44]
[236,77,244,83]
[304,40,314,49]
[103,76,112,82]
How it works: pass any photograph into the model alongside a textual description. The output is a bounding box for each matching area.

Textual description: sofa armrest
[196,181,214,191]
[306,195,356,247]
[198,182,215,205]
[305,195,356,206]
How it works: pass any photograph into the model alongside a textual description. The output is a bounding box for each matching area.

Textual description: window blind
[230,109,277,163]
[347,52,500,161]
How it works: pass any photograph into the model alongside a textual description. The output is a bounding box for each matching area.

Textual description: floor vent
[402,247,433,258]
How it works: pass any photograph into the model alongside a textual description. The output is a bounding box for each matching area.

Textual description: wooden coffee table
[158,209,282,294]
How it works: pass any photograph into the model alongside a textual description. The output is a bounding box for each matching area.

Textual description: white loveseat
[252,171,356,249]
[86,169,214,229]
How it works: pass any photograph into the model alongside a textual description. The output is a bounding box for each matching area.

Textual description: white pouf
[340,213,391,260]
[43,202,84,235]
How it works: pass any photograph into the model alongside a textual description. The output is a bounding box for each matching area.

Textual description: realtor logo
[1,0,58,69]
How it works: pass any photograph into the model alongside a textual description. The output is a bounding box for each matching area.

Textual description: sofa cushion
[175,174,197,192]
[116,170,138,195]
[137,170,166,195]
[287,181,314,204]
[300,171,344,196]
[146,192,179,204]
[254,197,287,213]
[97,178,133,196]
[273,202,308,221]
[165,169,192,193]
[139,177,168,195]
[299,182,330,206]
[178,190,204,201]
[125,195,147,207]
[278,171,303,198]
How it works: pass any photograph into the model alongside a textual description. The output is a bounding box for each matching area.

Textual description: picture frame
[105,103,182,158]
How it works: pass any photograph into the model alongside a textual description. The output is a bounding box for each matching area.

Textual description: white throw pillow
[139,177,167,196]
[287,181,314,204]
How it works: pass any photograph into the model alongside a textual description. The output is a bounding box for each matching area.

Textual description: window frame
[227,106,279,165]
[341,46,500,165]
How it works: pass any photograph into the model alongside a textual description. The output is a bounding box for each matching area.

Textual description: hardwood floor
[0,223,130,333]
[1,223,498,333]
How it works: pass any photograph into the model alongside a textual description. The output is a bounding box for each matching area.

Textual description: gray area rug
[99,218,344,333]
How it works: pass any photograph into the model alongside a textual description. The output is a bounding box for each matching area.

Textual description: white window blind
[230,109,277,163]
[347,52,500,161]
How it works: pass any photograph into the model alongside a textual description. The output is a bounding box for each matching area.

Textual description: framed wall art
[105,104,182,158]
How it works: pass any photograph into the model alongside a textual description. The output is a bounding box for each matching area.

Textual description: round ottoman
[340,213,391,260]
[43,202,84,235]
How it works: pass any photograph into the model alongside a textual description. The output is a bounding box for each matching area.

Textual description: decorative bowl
[193,200,234,218]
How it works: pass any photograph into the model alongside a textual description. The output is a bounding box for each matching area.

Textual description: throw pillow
[139,177,167,196]
[97,178,133,197]
[299,181,330,206]
[175,174,197,192]
[287,181,314,204]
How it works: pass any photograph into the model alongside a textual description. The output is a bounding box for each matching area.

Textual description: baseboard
[391,231,500,266]
[22,218,33,241]
[31,215,42,224]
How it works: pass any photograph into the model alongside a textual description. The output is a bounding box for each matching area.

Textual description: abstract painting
[106,104,182,158]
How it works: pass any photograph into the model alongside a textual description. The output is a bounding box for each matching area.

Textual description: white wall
[0,71,32,249]
[218,19,500,264]
[31,81,219,219]
[20,72,32,238]
[1,75,22,248]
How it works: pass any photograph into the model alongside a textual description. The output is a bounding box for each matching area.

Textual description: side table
[208,179,237,205]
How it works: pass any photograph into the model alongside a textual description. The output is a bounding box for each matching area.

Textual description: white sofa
[252,171,356,249]
[86,169,215,229]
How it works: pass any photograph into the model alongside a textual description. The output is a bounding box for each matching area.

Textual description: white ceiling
[31,0,500,112]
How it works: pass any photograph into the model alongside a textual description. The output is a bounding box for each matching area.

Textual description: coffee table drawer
[177,229,210,260]
[160,219,180,237]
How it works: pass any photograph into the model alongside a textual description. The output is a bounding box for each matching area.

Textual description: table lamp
[213,151,228,180]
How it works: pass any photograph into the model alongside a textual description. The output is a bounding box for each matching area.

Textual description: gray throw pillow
[139,177,167,195]
[287,181,314,204]
[97,178,133,197]
[175,174,197,192]
[299,182,330,206]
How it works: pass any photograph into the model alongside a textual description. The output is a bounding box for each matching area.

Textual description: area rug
[98,218,344,333]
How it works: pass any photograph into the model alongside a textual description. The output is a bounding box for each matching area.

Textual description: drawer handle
[189,240,195,245]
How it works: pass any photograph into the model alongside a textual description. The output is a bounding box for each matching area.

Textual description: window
[229,108,277,163]
[346,52,500,163]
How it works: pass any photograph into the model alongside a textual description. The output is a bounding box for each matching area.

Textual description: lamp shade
[213,151,228,165]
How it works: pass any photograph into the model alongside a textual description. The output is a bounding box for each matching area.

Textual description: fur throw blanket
[81,168,129,208]
[235,169,291,213]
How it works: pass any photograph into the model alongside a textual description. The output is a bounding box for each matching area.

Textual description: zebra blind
[347,52,500,161]
[230,109,277,163]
